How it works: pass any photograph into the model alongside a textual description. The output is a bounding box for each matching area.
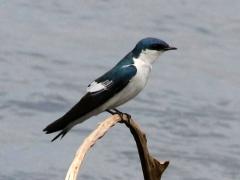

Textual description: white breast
[100,58,152,110]
[82,49,162,117]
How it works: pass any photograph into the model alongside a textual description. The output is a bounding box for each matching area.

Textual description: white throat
[137,49,162,64]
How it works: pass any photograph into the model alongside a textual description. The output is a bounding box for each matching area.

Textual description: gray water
[1,0,240,179]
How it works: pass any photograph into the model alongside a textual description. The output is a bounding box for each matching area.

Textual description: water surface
[0,0,240,179]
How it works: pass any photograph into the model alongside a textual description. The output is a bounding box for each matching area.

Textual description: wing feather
[43,65,137,137]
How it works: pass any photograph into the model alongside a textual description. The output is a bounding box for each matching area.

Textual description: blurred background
[0,0,240,179]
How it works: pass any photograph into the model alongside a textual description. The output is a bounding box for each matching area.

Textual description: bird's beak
[164,46,177,51]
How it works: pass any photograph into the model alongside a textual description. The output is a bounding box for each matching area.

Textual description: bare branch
[65,114,169,180]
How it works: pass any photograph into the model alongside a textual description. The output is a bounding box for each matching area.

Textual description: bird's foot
[124,113,131,121]
[106,109,132,122]
[106,109,115,115]
[110,108,124,121]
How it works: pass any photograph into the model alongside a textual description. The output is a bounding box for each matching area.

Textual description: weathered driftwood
[65,114,169,180]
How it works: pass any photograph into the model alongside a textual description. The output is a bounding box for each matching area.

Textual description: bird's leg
[113,108,131,122]
[106,108,124,120]
[111,108,124,121]
[106,108,131,122]
[106,108,124,121]
[106,109,115,115]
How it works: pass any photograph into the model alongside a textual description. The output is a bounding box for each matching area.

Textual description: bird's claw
[118,112,125,121]
[124,113,131,120]
[106,108,131,123]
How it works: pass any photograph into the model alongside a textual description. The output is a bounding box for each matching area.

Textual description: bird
[43,37,177,141]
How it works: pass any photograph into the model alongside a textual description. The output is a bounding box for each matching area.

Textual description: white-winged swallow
[43,37,177,141]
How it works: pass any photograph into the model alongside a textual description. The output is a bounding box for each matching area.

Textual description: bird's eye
[149,44,160,50]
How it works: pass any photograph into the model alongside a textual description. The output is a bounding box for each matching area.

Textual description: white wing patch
[87,80,113,93]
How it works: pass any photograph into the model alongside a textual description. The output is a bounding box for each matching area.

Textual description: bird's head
[132,37,177,64]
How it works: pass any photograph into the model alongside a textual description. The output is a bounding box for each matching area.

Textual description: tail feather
[43,114,90,141]
[43,117,72,141]
[43,117,67,134]
[51,128,69,142]
[43,90,108,141]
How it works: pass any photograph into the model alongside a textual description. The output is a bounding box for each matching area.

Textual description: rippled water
[1,0,240,179]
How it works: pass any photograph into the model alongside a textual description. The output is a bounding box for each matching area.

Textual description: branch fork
[65,114,169,180]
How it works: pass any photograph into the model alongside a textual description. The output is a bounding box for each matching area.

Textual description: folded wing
[43,65,137,141]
